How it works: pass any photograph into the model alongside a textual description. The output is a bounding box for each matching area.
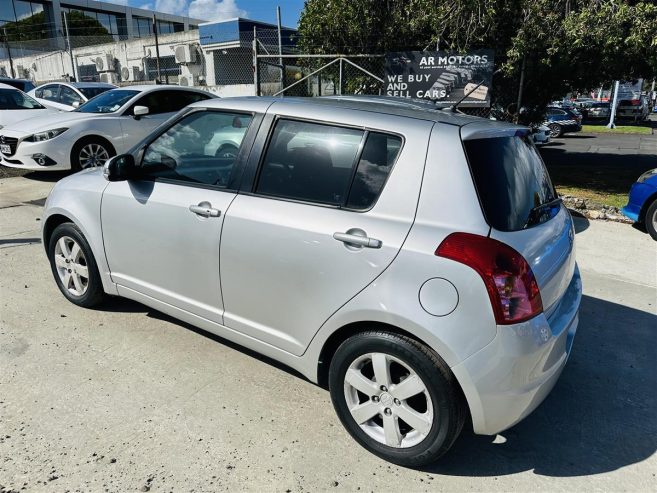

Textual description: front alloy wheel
[53,235,89,296]
[78,143,110,169]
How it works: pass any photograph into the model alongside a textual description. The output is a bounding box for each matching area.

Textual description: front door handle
[333,231,382,249]
[189,201,221,218]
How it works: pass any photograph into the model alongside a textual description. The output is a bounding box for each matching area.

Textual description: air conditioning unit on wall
[120,66,143,82]
[95,54,115,72]
[100,72,119,84]
[174,44,197,64]
[179,74,201,87]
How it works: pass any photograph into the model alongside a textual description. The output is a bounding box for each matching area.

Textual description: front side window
[141,111,252,187]
[59,86,83,106]
[256,120,364,205]
[40,85,59,101]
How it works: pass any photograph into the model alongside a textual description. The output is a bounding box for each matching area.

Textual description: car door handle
[189,201,221,218]
[333,231,382,249]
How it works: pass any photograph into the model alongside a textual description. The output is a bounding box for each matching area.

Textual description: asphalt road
[1,176,656,492]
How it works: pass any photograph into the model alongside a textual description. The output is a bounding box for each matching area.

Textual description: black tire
[329,331,466,467]
[644,199,657,241]
[70,137,116,171]
[215,143,239,158]
[47,222,107,307]
[548,123,563,138]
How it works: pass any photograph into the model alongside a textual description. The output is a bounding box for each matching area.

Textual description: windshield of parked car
[0,88,45,110]
[76,89,139,113]
[77,86,113,100]
[464,134,559,231]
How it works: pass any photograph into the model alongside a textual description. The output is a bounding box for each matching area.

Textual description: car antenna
[445,67,502,113]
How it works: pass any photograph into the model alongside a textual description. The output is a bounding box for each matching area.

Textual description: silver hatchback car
[42,97,581,466]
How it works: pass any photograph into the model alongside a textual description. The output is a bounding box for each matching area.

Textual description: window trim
[131,107,261,192]
[245,115,405,213]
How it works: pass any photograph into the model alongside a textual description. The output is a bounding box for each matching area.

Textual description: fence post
[253,27,260,96]
[2,28,15,79]
[63,12,78,81]
[152,14,162,83]
[277,6,284,95]
[339,58,343,95]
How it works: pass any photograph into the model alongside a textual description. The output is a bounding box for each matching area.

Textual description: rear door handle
[189,201,221,218]
[333,231,382,249]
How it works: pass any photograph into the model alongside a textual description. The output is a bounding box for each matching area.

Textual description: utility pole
[63,12,78,81]
[152,14,162,83]
[607,80,620,129]
[2,28,15,79]
[276,6,283,95]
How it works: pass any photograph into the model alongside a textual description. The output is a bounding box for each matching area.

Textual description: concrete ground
[0,175,656,492]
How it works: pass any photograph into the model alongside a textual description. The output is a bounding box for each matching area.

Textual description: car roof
[0,82,20,90]
[0,77,32,83]
[191,95,509,128]
[43,82,116,89]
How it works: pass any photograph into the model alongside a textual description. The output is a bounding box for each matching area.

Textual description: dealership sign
[384,50,495,107]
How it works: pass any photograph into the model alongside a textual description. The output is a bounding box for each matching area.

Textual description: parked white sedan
[28,82,116,111]
[0,85,215,171]
[0,83,59,131]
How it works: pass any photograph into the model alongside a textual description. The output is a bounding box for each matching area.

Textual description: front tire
[47,222,106,307]
[548,123,563,138]
[71,137,115,171]
[328,331,465,467]
[644,199,657,241]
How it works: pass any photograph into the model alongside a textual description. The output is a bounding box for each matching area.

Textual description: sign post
[607,80,620,129]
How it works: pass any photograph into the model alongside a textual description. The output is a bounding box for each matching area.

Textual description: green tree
[297,0,657,112]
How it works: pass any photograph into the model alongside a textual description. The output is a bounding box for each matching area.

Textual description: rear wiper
[524,197,563,228]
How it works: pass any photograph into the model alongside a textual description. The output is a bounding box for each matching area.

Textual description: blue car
[544,107,582,137]
[622,168,657,240]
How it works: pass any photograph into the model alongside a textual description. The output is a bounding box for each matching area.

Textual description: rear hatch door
[461,122,576,313]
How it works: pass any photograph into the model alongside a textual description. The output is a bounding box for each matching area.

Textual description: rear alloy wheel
[644,199,657,241]
[329,331,465,467]
[548,123,563,138]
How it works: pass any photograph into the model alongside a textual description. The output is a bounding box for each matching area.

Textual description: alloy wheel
[53,236,89,296]
[343,352,433,448]
[79,143,109,169]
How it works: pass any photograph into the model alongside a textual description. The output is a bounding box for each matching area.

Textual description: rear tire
[548,123,563,138]
[644,199,657,241]
[328,331,465,467]
[71,137,115,171]
[47,222,107,307]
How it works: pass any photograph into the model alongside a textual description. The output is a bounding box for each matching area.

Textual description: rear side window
[256,121,401,208]
[464,135,558,231]
[346,132,401,209]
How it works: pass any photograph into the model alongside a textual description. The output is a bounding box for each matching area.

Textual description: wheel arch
[70,135,117,169]
[42,213,74,253]
[638,190,657,223]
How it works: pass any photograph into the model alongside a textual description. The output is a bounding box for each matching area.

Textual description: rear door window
[463,134,558,231]
[256,120,363,205]
[255,120,401,208]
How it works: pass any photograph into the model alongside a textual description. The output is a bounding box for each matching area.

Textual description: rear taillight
[435,233,543,325]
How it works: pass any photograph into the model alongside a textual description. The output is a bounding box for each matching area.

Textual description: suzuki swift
[42,96,581,466]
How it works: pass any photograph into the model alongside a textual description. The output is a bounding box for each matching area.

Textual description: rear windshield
[464,135,558,231]
[78,87,112,100]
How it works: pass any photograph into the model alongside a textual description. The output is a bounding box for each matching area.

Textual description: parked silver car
[42,97,581,466]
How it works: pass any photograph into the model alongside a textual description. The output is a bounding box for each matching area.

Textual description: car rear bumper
[452,264,581,435]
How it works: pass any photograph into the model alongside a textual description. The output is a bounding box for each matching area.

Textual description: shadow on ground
[425,294,657,477]
[101,292,657,478]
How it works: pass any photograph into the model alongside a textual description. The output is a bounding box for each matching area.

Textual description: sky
[106,0,305,27]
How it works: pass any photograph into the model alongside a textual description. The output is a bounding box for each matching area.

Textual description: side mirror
[133,105,149,119]
[72,101,80,108]
[103,154,135,182]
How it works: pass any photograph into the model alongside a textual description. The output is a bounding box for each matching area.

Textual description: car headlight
[25,128,68,142]
[638,168,657,183]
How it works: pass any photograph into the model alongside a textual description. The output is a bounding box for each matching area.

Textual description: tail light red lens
[435,233,543,324]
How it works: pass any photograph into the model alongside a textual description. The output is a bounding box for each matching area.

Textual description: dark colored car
[544,107,582,137]
[586,102,611,120]
[0,77,36,93]
[622,168,657,241]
